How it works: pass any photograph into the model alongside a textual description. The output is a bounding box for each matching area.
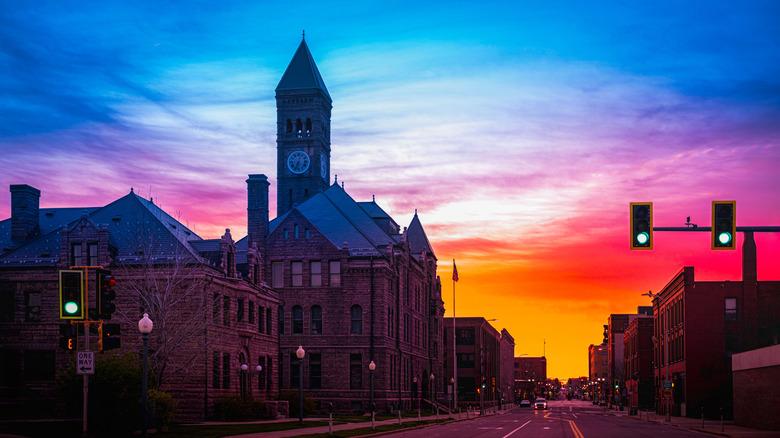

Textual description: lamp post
[413,376,419,419]
[643,290,671,422]
[296,346,305,424]
[240,363,248,397]
[430,373,435,411]
[369,360,376,429]
[138,313,153,438]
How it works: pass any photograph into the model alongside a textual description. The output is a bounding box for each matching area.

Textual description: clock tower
[275,37,332,217]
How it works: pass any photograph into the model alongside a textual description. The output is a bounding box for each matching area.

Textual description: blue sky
[2,0,779,378]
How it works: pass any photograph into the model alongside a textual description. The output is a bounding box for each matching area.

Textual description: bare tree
[114,210,215,389]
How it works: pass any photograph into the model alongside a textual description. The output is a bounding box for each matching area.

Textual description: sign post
[77,351,95,375]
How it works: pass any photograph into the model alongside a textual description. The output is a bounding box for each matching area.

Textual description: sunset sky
[2,1,779,379]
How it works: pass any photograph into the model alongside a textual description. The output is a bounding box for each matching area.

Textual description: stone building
[237,38,446,413]
[0,185,280,420]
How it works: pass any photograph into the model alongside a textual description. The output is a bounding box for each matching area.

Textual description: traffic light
[96,270,116,319]
[614,380,619,390]
[712,201,736,250]
[59,323,79,350]
[59,270,85,319]
[481,378,486,389]
[630,202,653,250]
[100,323,121,350]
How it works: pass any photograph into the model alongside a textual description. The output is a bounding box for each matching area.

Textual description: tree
[113,207,216,389]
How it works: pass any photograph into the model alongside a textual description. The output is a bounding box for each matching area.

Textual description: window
[248,301,254,325]
[258,306,265,333]
[350,354,362,390]
[0,283,13,322]
[24,350,55,381]
[286,119,292,133]
[267,308,272,335]
[223,296,230,326]
[212,351,220,389]
[329,260,341,287]
[310,261,321,287]
[266,357,273,391]
[311,305,322,335]
[291,261,303,287]
[25,291,41,322]
[310,353,321,389]
[278,307,285,334]
[213,293,221,322]
[222,353,231,389]
[350,305,362,334]
[292,306,303,334]
[71,243,82,266]
[88,243,98,266]
[456,328,475,345]
[457,353,475,368]
[272,262,284,288]
[258,357,266,390]
[290,352,302,388]
[404,314,410,342]
[237,299,245,322]
[294,224,299,239]
[725,298,737,322]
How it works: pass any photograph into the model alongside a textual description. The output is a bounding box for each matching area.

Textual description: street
[387,400,710,438]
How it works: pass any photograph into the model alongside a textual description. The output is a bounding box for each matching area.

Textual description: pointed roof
[276,38,331,102]
[407,211,436,260]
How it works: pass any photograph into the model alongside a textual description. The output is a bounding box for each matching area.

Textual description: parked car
[520,400,531,408]
[534,398,548,410]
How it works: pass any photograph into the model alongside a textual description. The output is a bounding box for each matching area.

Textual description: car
[520,400,531,408]
[534,398,548,410]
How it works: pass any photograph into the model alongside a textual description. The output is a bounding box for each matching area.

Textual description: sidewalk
[610,407,778,438]
[216,409,487,438]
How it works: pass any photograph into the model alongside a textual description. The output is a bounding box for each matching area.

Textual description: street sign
[663,390,672,398]
[663,380,672,390]
[76,351,95,375]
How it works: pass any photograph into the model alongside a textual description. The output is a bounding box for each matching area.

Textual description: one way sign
[77,351,95,375]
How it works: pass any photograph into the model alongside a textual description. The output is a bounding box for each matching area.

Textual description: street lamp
[369,360,376,429]
[296,346,305,424]
[138,313,153,438]
[413,376,419,419]
[643,290,671,422]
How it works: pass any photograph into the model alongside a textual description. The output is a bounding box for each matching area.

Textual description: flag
[452,259,458,282]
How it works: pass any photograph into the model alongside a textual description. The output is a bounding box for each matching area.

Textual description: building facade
[624,314,654,410]
[513,356,547,401]
[651,232,780,419]
[240,38,445,413]
[588,343,608,401]
[443,317,502,408]
[0,185,281,420]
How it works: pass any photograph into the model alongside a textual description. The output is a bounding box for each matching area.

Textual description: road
[387,400,709,438]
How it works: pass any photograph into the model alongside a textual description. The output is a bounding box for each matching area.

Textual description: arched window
[350,305,362,334]
[296,118,303,133]
[286,119,293,133]
[292,305,303,334]
[305,118,312,133]
[311,305,322,335]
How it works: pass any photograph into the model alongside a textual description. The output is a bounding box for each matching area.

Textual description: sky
[1,1,779,379]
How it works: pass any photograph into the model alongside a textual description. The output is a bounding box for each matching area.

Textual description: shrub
[278,390,316,417]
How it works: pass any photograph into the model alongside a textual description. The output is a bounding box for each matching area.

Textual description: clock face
[287,151,310,174]
[320,155,327,179]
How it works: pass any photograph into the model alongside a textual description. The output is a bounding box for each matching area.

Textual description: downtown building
[513,355,547,401]
[0,185,281,420]
[238,38,446,413]
[587,343,608,401]
[443,317,511,409]
[623,312,654,410]
[649,232,780,420]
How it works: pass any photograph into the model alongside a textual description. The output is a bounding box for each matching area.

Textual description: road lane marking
[501,420,531,438]
[545,413,584,438]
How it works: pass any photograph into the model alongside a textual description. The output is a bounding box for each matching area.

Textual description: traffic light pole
[653,226,780,232]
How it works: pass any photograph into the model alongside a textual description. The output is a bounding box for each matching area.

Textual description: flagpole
[452,260,458,410]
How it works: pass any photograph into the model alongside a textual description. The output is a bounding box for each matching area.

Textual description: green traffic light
[636,232,649,245]
[64,302,79,314]
[718,232,732,245]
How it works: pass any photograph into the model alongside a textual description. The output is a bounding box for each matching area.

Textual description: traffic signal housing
[59,323,79,350]
[59,270,85,319]
[96,270,116,319]
[712,201,736,250]
[100,323,121,350]
[630,202,653,250]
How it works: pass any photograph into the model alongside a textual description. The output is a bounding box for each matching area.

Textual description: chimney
[10,184,40,241]
[246,174,270,252]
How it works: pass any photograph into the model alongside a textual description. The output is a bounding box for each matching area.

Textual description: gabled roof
[276,38,331,102]
[0,189,205,267]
